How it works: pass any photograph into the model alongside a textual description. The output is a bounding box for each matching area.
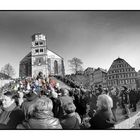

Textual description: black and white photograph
[0,10,140,131]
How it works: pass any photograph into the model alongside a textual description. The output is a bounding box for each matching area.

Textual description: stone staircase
[50,77,71,90]
[115,111,140,129]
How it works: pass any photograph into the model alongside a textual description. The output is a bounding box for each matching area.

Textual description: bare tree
[68,57,83,74]
[1,63,15,78]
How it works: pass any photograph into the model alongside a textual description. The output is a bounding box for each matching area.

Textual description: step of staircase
[50,77,71,90]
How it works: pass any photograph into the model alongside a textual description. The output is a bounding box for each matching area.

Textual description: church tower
[31,33,48,77]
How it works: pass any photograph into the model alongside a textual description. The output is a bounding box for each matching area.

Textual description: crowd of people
[0,72,139,129]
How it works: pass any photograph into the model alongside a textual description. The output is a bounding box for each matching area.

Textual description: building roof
[94,67,107,73]
[20,52,31,64]
[114,57,124,62]
[84,67,94,71]
[47,48,64,59]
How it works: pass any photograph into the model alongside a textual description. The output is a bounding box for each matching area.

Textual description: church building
[19,33,65,78]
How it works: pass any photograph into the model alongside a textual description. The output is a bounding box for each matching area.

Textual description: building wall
[107,58,137,89]
[136,70,140,89]
[93,68,107,87]
[19,52,32,78]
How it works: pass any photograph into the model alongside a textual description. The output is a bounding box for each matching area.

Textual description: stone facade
[107,57,137,89]
[93,67,107,87]
[19,33,65,78]
[136,70,140,89]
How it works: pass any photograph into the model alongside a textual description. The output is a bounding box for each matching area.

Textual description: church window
[35,49,39,53]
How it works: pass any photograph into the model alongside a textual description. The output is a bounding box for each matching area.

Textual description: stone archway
[54,60,58,75]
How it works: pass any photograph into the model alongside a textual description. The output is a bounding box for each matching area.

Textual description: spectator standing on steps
[120,86,130,119]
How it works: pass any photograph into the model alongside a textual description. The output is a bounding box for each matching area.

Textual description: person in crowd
[17,91,25,107]
[21,89,39,120]
[78,88,88,118]
[73,88,82,117]
[60,102,80,129]
[80,114,91,129]
[36,71,44,80]
[17,96,62,129]
[129,88,138,112]
[89,94,115,129]
[88,90,97,118]
[98,85,103,94]
[110,87,120,122]
[0,91,25,129]
[59,88,74,118]
[120,86,130,119]
[50,87,61,118]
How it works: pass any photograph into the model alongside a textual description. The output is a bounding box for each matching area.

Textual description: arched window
[54,60,58,75]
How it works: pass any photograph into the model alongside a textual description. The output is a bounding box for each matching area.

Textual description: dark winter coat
[120,90,129,105]
[129,90,137,103]
[0,103,24,129]
[111,95,119,109]
[51,97,61,118]
[88,94,97,117]
[89,109,115,129]
[18,111,62,129]
[21,92,39,120]
[60,114,80,129]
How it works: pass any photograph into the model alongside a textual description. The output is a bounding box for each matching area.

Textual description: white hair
[97,94,113,110]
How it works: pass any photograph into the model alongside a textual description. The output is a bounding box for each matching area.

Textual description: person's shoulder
[46,117,62,129]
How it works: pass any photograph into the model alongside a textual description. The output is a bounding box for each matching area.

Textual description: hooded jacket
[21,92,39,120]
[18,110,62,129]
[89,109,115,129]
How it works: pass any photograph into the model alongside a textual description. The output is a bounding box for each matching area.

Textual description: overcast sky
[0,11,140,77]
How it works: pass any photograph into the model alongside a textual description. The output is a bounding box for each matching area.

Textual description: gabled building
[107,57,137,89]
[93,67,107,88]
[84,67,94,76]
[136,70,140,89]
[19,33,65,78]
